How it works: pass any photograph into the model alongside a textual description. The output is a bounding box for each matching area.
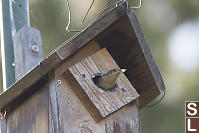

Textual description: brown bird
[92,69,127,91]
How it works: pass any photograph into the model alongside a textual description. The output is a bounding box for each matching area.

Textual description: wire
[65,0,82,32]
[145,91,166,107]
[97,0,124,16]
[65,0,142,32]
[81,0,95,24]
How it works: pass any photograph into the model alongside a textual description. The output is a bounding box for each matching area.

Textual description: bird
[92,68,127,91]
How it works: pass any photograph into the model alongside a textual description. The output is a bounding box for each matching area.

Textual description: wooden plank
[13,26,43,80]
[0,119,7,133]
[53,70,139,133]
[68,48,139,121]
[49,77,60,133]
[126,9,165,107]
[48,41,102,132]
[0,40,100,110]
[0,1,128,110]
[0,0,165,115]
[6,86,49,133]
[4,26,49,133]
[55,40,102,76]
[0,26,45,110]
[97,10,166,108]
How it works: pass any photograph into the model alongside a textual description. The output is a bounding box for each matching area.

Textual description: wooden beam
[13,26,43,80]
[0,1,128,110]
[5,26,44,132]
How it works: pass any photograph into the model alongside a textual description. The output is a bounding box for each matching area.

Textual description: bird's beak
[121,69,127,73]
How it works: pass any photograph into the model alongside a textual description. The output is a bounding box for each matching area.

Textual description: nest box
[0,1,165,131]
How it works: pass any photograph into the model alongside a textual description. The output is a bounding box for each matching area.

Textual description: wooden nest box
[0,1,165,133]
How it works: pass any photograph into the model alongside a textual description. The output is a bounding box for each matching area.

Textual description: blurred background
[1,0,199,132]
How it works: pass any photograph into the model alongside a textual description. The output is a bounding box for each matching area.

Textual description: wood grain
[49,77,60,133]
[13,26,43,80]
[6,86,49,133]
[55,40,102,76]
[0,0,165,121]
[53,71,139,133]
[0,1,164,110]
[97,10,166,107]
[0,0,127,109]
[68,48,139,121]
[0,119,7,133]
[4,26,49,133]
[126,9,165,107]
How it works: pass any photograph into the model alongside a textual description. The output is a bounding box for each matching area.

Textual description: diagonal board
[69,48,139,120]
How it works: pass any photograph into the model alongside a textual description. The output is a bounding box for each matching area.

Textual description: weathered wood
[97,10,166,107]
[55,40,102,76]
[4,25,47,133]
[0,119,7,133]
[0,2,148,133]
[49,78,60,133]
[0,2,127,110]
[0,0,165,113]
[0,26,44,110]
[6,86,49,133]
[53,70,139,133]
[48,40,102,132]
[69,48,139,121]
[0,40,100,110]
[126,9,165,107]
[13,26,43,80]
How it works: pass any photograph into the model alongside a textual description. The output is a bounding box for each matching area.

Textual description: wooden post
[3,27,43,133]
[0,0,43,132]
[4,26,43,133]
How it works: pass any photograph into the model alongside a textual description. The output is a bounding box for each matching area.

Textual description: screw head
[12,62,15,67]
[32,45,39,53]
[56,80,62,85]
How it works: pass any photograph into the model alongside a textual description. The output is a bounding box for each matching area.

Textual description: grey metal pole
[12,0,30,31]
[0,0,15,91]
[0,0,29,91]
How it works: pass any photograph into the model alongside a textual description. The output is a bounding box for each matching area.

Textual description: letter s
[187,103,197,116]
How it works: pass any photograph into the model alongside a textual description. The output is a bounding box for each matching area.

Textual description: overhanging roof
[0,1,165,110]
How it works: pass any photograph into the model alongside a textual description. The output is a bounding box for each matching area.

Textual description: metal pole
[0,0,29,91]
[12,0,30,31]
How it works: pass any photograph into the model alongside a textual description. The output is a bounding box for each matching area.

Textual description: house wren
[92,69,127,91]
